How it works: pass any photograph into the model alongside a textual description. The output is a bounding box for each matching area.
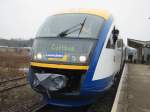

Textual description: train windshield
[33,13,105,65]
[36,13,105,38]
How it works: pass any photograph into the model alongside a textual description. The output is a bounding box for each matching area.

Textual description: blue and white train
[28,9,125,107]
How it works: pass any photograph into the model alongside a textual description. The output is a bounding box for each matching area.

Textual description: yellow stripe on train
[30,62,89,70]
[54,9,110,20]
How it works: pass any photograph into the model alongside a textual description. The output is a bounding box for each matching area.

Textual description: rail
[0,76,28,93]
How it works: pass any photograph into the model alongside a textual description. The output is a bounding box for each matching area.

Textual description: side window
[117,39,123,48]
[106,26,120,49]
[106,34,115,49]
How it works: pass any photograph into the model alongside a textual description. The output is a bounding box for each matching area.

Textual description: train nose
[32,73,68,91]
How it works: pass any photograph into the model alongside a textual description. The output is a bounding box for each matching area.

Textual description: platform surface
[117,64,150,112]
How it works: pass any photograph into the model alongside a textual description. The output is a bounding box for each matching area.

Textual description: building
[128,38,150,63]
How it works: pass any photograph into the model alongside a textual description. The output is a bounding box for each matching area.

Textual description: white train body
[93,25,123,81]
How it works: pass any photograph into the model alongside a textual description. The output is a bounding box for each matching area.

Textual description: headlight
[79,55,87,62]
[33,53,43,60]
[37,53,42,59]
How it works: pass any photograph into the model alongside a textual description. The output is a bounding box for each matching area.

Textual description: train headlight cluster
[33,53,88,64]
[37,53,42,59]
[33,53,43,60]
[33,73,67,91]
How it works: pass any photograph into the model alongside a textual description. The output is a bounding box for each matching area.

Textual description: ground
[0,51,29,80]
[117,64,150,112]
[0,51,42,112]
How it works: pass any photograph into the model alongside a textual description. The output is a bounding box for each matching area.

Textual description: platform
[112,64,150,112]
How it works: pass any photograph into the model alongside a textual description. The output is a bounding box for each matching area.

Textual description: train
[28,9,126,107]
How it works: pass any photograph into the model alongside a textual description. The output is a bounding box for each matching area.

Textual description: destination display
[32,38,96,64]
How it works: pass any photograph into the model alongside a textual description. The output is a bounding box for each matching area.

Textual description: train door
[115,39,123,72]
[112,27,122,74]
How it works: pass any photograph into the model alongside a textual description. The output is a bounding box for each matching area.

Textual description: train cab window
[106,26,120,49]
[106,34,115,49]
[117,39,123,48]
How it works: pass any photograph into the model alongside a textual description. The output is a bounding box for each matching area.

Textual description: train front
[28,11,112,107]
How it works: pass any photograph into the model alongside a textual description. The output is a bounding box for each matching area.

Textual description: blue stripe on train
[81,16,113,93]
[81,75,114,95]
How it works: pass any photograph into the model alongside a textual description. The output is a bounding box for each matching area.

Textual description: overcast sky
[0,0,150,41]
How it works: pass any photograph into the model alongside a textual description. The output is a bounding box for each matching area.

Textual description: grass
[0,50,42,112]
[0,51,30,80]
[0,51,30,68]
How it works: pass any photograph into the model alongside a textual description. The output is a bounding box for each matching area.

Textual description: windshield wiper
[57,17,87,37]
[78,17,87,37]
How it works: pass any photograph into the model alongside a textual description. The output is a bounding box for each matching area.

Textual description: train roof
[54,9,111,20]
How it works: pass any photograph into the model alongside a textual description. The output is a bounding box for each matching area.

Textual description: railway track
[0,76,28,93]
[0,76,26,84]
